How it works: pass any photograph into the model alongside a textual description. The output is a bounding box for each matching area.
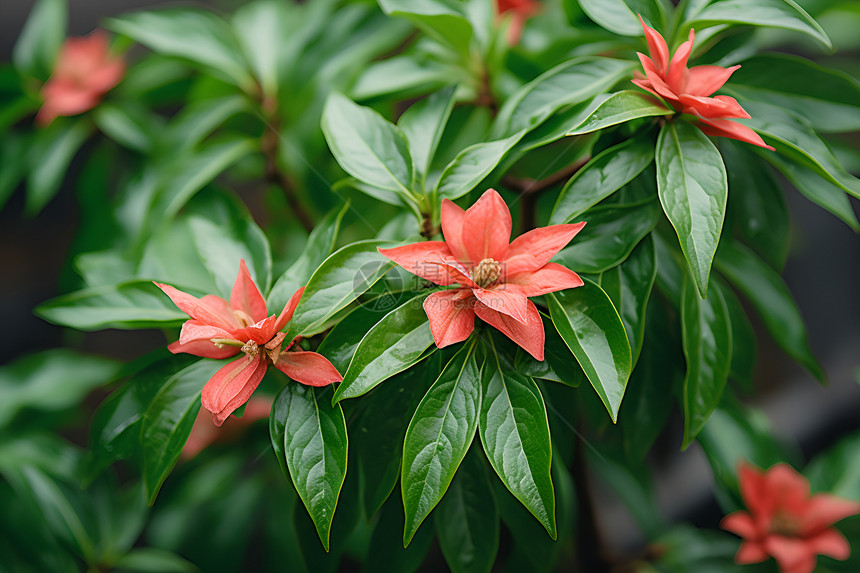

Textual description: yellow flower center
[471,258,502,288]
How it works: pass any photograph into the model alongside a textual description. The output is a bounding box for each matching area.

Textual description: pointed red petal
[425,257,478,288]
[766,464,812,515]
[244,314,279,344]
[763,535,817,573]
[202,355,267,426]
[739,463,773,521]
[441,199,469,262]
[475,299,544,360]
[666,28,695,91]
[472,283,530,324]
[178,320,236,345]
[639,15,669,73]
[507,263,584,297]
[505,222,586,274]
[154,282,239,330]
[637,53,681,103]
[799,495,860,535]
[231,260,268,323]
[631,78,662,100]
[423,290,476,347]
[274,351,343,386]
[721,511,759,539]
[693,116,775,150]
[167,339,239,359]
[735,541,769,564]
[686,65,740,97]
[378,242,458,285]
[462,189,512,264]
[806,528,852,560]
[274,287,304,333]
[680,94,749,119]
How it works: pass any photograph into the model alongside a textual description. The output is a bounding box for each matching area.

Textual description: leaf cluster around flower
[379,189,585,361]
[155,260,342,426]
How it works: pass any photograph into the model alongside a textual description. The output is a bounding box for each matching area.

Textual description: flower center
[770,512,801,537]
[241,340,259,357]
[471,258,502,288]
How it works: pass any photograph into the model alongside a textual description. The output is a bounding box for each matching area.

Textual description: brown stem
[503,158,588,232]
[573,432,612,572]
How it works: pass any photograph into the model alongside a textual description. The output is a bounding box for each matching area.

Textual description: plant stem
[502,158,588,232]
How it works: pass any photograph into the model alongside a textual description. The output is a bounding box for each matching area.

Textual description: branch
[261,124,315,234]
[504,158,588,232]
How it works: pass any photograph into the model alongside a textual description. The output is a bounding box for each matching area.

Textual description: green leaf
[365,495,434,573]
[0,136,27,211]
[273,384,348,551]
[351,55,459,102]
[729,53,860,133]
[322,92,413,200]
[515,319,584,388]
[656,121,728,298]
[548,281,632,422]
[26,120,90,215]
[401,343,481,546]
[333,294,436,403]
[577,0,647,36]
[688,0,831,50]
[435,448,499,573]
[162,95,251,154]
[716,280,756,390]
[494,58,636,138]
[232,0,289,97]
[13,0,66,79]
[93,103,159,153]
[108,9,255,90]
[399,86,456,183]
[0,350,118,429]
[806,430,860,500]
[288,240,396,337]
[35,280,189,331]
[553,199,660,274]
[435,132,524,200]
[378,0,473,57]
[715,241,824,381]
[141,358,222,503]
[479,338,556,539]
[113,548,197,573]
[680,276,732,449]
[566,91,672,135]
[268,203,349,313]
[598,235,657,366]
[550,135,654,224]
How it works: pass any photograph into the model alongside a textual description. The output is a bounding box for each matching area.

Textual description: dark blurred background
[2,0,859,561]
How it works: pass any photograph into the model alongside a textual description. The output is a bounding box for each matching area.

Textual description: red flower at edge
[633,16,774,150]
[496,0,540,45]
[721,462,860,573]
[155,260,342,426]
[379,189,585,361]
[37,30,125,126]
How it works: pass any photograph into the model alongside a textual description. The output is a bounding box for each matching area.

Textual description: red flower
[155,260,342,426]
[181,396,272,460]
[633,16,774,150]
[36,30,125,126]
[721,462,860,573]
[379,189,585,361]
[496,0,540,45]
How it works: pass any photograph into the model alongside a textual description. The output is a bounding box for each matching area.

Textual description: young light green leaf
[656,121,728,298]
[548,281,632,422]
[566,91,672,136]
[399,86,456,183]
[401,343,481,546]
[435,132,524,200]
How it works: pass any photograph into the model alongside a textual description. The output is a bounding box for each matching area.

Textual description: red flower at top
[155,260,342,426]
[721,462,860,573]
[37,30,125,126]
[496,0,540,45]
[633,16,774,150]
[379,189,585,361]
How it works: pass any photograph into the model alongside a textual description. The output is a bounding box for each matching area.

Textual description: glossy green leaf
[680,277,732,449]
[26,120,90,215]
[715,241,824,381]
[273,384,348,551]
[553,199,660,274]
[399,86,456,183]
[716,281,757,391]
[550,136,654,224]
[108,9,255,90]
[268,203,349,313]
[351,55,459,102]
[566,90,672,135]
[401,343,481,546]
[378,0,473,57]
[13,0,66,79]
[577,0,654,35]
[689,0,831,49]
[435,132,523,200]
[598,235,657,366]
[35,280,189,331]
[495,58,636,137]
[334,294,436,403]
[142,358,222,503]
[515,319,584,388]
[322,92,413,198]
[656,121,728,298]
[479,338,556,538]
[548,281,632,422]
[435,449,499,573]
[288,240,396,337]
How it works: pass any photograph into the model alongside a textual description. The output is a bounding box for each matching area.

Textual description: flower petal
[202,354,267,426]
[807,528,852,560]
[680,94,750,119]
[423,290,476,348]
[425,257,478,288]
[274,287,304,333]
[475,299,545,360]
[231,259,268,323]
[244,314,279,345]
[666,28,694,91]
[739,463,776,526]
[693,116,775,150]
[275,351,343,387]
[686,64,740,97]
[799,494,860,535]
[167,339,239,360]
[765,464,812,516]
[153,282,240,330]
[505,222,586,274]
[379,242,457,285]
[472,283,530,324]
[462,189,512,264]
[178,320,237,346]
[637,53,681,103]
[721,511,759,539]
[506,263,584,297]
[764,535,817,573]
[639,15,669,73]
[441,199,469,262]
[735,540,769,564]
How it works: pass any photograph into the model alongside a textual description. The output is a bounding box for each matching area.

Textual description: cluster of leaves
[3,0,860,571]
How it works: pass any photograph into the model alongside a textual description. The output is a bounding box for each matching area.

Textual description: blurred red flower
[721,462,860,573]
[379,189,584,361]
[496,0,540,45]
[37,30,125,126]
[182,396,272,460]
[633,16,773,150]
